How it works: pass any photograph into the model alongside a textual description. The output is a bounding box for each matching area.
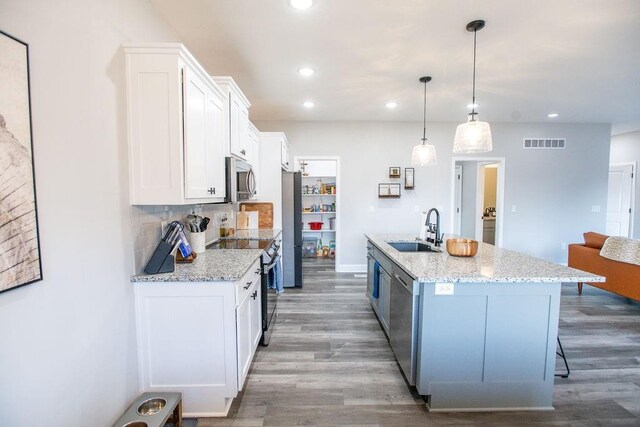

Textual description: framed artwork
[404,168,415,189]
[0,30,43,293]
[378,183,401,198]
[389,167,401,178]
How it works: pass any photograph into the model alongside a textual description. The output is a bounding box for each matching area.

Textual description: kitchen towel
[373,261,380,299]
[274,256,284,294]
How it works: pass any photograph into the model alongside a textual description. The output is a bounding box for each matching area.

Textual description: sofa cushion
[583,232,609,249]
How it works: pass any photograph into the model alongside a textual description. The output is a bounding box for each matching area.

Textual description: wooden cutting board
[239,202,274,229]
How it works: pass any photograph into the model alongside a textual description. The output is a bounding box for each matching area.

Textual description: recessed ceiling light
[298,67,315,77]
[290,0,313,10]
[467,103,479,109]
[303,101,315,108]
[386,102,398,109]
[547,113,559,118]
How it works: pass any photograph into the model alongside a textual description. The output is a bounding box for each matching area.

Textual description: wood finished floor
[198,265,640,426]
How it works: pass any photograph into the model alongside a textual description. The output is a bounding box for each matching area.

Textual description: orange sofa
[568,232,640,302]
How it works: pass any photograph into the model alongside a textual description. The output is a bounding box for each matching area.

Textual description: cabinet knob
[208,187,216,195]
[244,282,252,290]
[241,149,246,155]
[255,268,261,275]
[251,291,258,299]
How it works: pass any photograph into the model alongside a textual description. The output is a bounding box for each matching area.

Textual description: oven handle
[263,254,281,274]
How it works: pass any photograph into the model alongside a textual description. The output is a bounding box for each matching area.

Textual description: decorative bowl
[446,238,478,257]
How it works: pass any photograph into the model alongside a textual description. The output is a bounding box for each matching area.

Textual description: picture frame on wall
[404,168,415,189]
[0,30,43,294]
[378,183,401,198]
[389,167,401,178]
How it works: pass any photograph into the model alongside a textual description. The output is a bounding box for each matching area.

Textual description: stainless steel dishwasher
[389,267,419,385]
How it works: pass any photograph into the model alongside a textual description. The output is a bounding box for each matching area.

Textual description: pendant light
[453,20,493,154]
[411,76,437,166]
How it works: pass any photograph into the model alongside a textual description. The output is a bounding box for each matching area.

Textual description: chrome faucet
[425,208,443,247]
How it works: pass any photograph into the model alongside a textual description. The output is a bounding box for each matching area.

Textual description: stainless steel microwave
[224,157,257,203]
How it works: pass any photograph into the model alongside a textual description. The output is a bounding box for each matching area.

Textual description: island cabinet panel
[416,282,561,411]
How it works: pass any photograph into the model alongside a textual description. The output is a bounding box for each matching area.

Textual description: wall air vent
[523,138,566,149]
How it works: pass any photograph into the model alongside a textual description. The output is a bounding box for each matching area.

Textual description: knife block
[144,240,175,274]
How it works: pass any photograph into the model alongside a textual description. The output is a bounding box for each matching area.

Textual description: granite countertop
[366,233,605,284]
[131,229,281,283]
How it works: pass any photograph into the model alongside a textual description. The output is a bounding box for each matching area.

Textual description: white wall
[255,120,610,268]
[0,1,179,425]
[610,130,640,238]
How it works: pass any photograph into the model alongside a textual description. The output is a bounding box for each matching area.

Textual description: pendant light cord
[422,80,427,143]
[471,28,477,118]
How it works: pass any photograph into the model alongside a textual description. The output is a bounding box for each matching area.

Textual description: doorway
[606,162,635,237]
[451,157,505,246]
[294,156,340,275]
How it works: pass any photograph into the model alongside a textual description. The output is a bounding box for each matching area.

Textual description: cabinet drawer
[236,259,261,304]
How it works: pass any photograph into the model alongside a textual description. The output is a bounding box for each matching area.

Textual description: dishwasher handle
[393,273,412,293]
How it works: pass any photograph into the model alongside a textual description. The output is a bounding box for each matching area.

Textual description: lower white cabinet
[134,260,262,417]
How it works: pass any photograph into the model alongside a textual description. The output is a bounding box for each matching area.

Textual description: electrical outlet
[591,205,601,213]
[414,205,420,213]
[561,242,567,250]
[512,205,517,212]
[369,205,375,213]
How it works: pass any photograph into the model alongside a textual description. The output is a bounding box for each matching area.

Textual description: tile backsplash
[130,203,234,274]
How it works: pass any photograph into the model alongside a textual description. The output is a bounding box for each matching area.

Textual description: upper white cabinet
[212,76,251,161]
[125,43,227,205]
[247,121,260,197]
[280,135,291,171]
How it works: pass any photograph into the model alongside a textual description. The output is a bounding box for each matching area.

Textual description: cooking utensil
[201,217,210,231]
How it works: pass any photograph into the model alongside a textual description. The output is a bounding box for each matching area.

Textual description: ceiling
[150,0,640,134]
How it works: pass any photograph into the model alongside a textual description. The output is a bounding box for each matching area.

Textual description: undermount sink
[387,241,441,253]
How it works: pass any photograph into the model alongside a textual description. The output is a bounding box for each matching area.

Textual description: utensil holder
[190,231,206,254]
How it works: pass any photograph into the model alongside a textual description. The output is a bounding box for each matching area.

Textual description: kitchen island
[131,230,281,417]
[365,233,604,412]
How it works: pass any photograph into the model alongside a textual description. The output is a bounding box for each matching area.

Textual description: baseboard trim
[337,264,366,273]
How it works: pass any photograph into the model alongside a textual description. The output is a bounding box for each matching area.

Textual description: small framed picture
[404,168,415,189]
[378,183,401,198]
[389,167,401,178]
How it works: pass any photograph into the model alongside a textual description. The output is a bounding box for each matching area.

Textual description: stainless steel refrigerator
[282,171,303,287]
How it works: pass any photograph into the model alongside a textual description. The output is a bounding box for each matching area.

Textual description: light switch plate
[435,282,454,295]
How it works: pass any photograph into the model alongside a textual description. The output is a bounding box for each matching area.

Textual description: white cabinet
[212,76,251,161]
[260,132,289,229]
[124,43,227,205]
[134,259,262,417]
[247,121,260,197]
[281,138,290,170]
[236,273,260,390]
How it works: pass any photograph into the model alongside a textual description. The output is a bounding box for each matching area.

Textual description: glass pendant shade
[453,116,492,154]
[411,141,437,166]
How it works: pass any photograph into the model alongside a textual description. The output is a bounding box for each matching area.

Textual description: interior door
[453,165,462,235]
[606,164,633,237]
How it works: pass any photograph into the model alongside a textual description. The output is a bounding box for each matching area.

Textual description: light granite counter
[366,233,604,284]
[131,229,281,283]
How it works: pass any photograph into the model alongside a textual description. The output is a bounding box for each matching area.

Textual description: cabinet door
[205,90,226,199]
[281,141,289,170]
[183,69,209,199]
[238,105,249,160]
[250,280,262,350]
[380,268,391,333]
[236,290,252,390]
[229,94,241,158]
